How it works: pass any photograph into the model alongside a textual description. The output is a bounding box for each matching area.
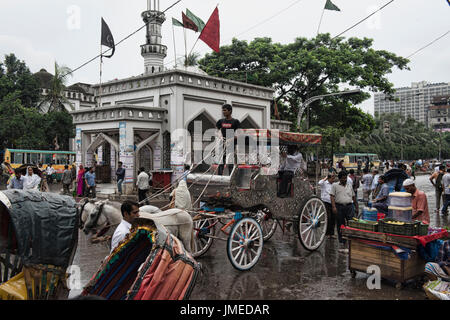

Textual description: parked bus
[3,149,76,181]
[333,153,381,171]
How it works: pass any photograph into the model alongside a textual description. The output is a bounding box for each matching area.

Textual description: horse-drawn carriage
[0,190,78,300]
[187,129,327,271]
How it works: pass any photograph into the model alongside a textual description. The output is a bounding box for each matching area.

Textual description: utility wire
[62,0,183,78]
[332,0,395,40]
[406,30,450,59]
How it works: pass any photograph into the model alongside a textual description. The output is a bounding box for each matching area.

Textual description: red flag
[182,12,198,32]
[199,7,220,53]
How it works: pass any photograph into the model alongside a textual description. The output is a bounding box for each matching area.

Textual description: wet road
[68,174,449,300]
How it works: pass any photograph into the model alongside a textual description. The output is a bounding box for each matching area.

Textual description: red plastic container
[377,213,386,221]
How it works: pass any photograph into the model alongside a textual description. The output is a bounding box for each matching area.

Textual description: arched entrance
[187,111,217,164]
[137,145,153,173]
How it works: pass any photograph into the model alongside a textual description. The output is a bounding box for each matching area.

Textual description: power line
[63,0,183,78]
[332,0,395,40]
[163,0,306,68]
[229,0,305,41]
[406,30,450,59]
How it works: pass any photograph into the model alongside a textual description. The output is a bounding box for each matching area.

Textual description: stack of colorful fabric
[82,227,156,300]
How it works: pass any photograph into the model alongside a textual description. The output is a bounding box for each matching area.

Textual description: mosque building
[70,0,289,194]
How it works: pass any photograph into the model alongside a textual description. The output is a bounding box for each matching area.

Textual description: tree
[184,52,201,67]
[0,54,40,108]
[199,34,408,135]
[0,55,75,151]
[38,62,73,113]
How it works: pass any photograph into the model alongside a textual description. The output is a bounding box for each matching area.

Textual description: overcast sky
[1,0,449,114]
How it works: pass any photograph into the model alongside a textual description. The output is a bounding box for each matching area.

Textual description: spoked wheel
[227,218,263,271]
[253,207,277,242]
[297,197,328,251]
[192,218,216,258]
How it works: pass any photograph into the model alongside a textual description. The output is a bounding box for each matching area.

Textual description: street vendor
[403,178,430,225]
[372,175,389,214]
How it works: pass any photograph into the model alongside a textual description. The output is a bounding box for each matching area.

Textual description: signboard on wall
[154,145,161,170]
[119,122,126,153]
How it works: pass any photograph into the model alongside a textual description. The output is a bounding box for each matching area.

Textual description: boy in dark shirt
[116,161,126,195]
[216,104,240,176]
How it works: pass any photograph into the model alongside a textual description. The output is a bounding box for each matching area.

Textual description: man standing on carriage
[277,145,304,198]
[216,104,241,176]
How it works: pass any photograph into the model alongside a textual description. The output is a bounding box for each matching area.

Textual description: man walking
[441,168,450,216]
[46,164,56,184]
[430,165,445,213]
[330,171,358,252]
[116,161,126,195]
[84,167,96,198]
[361,168,373,205]
[136,167,150,205]
[319,174,336,238]
[61,165,72,195]
[7,169,24,190]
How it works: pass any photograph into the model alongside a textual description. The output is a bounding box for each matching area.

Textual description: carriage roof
[238,129,322,146]
[0,190,78,267]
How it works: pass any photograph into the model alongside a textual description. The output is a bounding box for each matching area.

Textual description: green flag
[186,9,206,32]
[172,17,184,27]
[324,0,341,11]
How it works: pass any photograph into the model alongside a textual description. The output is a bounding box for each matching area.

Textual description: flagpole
[172,23,178,68]
[316,3,326,36]
[183,28,187,67]
[99,43,103,109]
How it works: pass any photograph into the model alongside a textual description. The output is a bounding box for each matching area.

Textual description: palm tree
[184,52,201,67]
[39,62,73,113]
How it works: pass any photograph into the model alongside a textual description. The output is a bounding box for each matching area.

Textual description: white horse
[139,205,195,253]
[82,200,123,236]
[83,202,195,253]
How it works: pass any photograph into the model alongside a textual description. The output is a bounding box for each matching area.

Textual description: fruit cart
[342,222,449,289]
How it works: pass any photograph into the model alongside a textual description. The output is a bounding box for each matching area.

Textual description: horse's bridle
[79,200,90,229]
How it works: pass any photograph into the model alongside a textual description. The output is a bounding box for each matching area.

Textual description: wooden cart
[342,227,426,289]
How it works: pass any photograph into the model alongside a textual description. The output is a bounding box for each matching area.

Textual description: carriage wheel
[253,207,277,242]
[297,197,328,251]
[227,218,263,271]
[192,218,216,258]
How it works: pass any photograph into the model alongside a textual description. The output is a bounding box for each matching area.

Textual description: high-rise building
[429,95,450,132]
[374,81,450,127]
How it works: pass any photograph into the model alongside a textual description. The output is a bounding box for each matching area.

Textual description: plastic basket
[418,224,429,236]
[379,218,420,236]
[348,219,378,232]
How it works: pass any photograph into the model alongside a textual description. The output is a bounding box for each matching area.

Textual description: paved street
[68,174,448,300]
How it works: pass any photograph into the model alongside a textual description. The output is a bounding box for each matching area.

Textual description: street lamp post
[296,89,362,131]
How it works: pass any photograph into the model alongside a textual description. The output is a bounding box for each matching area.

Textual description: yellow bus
[3,149,76,181]
[333,153,381,171]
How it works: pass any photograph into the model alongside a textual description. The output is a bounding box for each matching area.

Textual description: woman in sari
[77,165,86,197]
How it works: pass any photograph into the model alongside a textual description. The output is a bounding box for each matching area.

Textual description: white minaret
[141,0,167,74]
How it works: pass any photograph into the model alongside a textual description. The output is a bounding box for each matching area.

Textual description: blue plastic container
[362,208,379,221]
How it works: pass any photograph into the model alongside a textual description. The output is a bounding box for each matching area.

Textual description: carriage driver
[277,145,304,198]
[111,201,140,253]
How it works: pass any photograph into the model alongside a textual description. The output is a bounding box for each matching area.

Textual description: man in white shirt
[371,169,380,199]
[278,145,304,198]
[46,164,56,184]
[319,174,336,238]
[441,168,450,216]
[111,201,140,253]
[136,167,150,205]
[23,166,41,190]
[361,168,373,205]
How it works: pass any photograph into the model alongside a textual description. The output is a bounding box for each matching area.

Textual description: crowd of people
[318,160,450,253]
